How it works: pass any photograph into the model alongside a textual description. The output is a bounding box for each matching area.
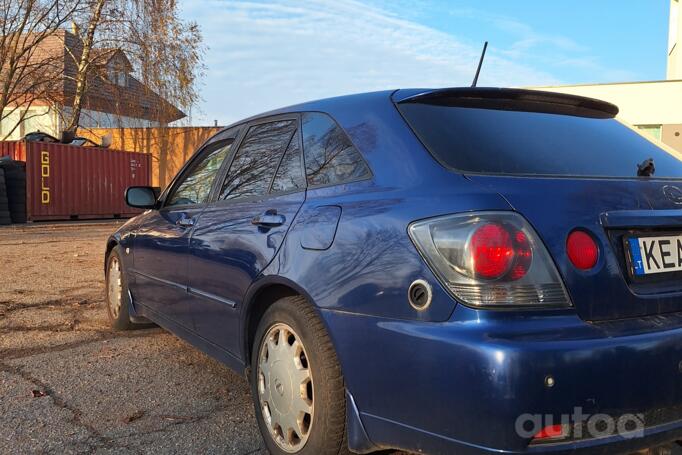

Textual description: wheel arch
[104,237,118,273]
[241,276,322,369]
[243,278,377,453]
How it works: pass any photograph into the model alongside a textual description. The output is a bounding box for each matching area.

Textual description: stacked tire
[0,168,10,225]
[0,158,27,223]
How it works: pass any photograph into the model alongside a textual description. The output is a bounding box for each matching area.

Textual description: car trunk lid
[468,174,682,321]
[394,88,682,321]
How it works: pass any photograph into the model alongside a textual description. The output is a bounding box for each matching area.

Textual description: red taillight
[471,223,514,279]
[471,223,533,280]
[566,230,598,270]
[409,212,571,307]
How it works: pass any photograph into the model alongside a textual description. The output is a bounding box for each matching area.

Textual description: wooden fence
[78,126,221,188]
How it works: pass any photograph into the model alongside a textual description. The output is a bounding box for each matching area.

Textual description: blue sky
[179,0,670,125]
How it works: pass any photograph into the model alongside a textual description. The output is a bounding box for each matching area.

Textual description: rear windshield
[397,103,682,178]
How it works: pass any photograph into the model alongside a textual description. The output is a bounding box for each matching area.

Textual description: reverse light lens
[511,230,532,280]
[566,230,599,270]
[409,212,571,308]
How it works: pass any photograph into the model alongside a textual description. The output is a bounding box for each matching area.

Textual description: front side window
[166,140,233,207]
[220,120,296,201]
[302,112,371,186]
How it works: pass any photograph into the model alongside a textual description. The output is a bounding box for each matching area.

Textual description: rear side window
[220,120,296,200]
[271,130,305,193]
[302,112,371,186]
[397,103,682,178]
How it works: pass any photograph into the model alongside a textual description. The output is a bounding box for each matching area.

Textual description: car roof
[217,87,618,135]
[223,89,397,127]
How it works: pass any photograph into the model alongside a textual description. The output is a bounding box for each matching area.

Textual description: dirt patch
[0,222,266,454]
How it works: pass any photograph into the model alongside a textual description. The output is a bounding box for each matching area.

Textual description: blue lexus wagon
[105,88,682,455]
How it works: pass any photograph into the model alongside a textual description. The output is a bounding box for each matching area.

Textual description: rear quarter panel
[257,92,513,322]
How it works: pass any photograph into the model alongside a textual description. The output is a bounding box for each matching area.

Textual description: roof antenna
[471,41,488,87]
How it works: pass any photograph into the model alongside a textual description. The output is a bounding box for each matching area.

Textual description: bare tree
[62,0,204,133]
[62,0,104,133]
[0,0,82,139]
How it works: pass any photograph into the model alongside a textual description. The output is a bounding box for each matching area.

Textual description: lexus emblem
[663,185,682,204]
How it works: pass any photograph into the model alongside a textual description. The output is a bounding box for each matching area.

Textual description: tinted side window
[271,130,304,193]
[166,140,233,207]
[220,120,296,201]
[302,112,371,186]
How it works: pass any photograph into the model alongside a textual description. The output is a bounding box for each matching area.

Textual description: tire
[105,246,134,330]
[9,212,27,223]
[8,192,26,204]
[250,296,348,455]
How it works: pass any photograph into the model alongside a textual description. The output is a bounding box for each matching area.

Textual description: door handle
[176,216,195,228]
[251,211,285,227]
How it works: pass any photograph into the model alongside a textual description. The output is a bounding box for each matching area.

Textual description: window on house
[636,124,662,141]
[108,66,128,87]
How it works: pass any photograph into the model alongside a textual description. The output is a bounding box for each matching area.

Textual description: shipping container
[78,126,219,188]
[0,141,151,222]
[21,141,150,221]
[0,141,26,161]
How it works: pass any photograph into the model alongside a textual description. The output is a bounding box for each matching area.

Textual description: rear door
[396,97,682,321]
[187,115,306,353]
[131,138,234,329]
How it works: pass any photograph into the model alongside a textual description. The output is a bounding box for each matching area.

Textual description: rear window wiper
[637,158,655,177]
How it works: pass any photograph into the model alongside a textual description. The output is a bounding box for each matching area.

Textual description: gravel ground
[2,221,680,455]
[0,221,266,454]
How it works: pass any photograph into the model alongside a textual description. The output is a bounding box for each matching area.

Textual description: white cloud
[181,0,562,125]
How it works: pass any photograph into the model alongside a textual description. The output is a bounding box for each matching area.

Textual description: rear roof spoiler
[393,87,619,119]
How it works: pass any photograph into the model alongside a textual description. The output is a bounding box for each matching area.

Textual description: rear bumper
[321,307,682,454]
